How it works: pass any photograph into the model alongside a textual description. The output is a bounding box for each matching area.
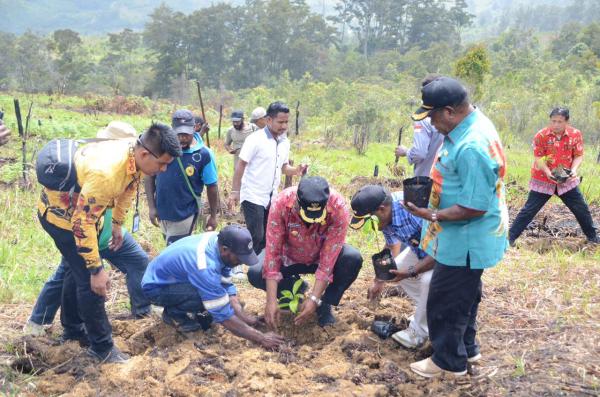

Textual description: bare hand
[0,123,10,146]
[260,331,286,349]
[265,299,281,331]
[395,145,408,157]
[404,201,432,220]
[297,163,309,176]
[294,299,317,326]
[228,192,240,211]
[389,269,410,283]
[367,280,385,301]
[109,223,124,251]
[90,268,110,298]
[148,207,160,227]
[205,214,218,231]
[567,168,579,182]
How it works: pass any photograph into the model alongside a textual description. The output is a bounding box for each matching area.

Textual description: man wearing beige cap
[24,121,155,355]
[250,107,267,129]
[225,110,256,172]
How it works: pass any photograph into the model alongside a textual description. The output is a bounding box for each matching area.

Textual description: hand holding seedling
[294,299,317,325]
[260,332,286,349]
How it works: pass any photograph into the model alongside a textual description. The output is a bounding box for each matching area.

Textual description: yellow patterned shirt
[38,138,140,269]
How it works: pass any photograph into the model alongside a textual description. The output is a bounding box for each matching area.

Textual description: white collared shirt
[239,127,290,207]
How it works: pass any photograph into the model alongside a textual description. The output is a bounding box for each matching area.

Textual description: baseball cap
[194,116,205,125]
[231,110,244,122]
[297,176,330,224]
[217,224,259,266]
[97,121,137,139]
[172,109,195,135]
[349,185,387,230]
[250,107,267,121]
[412,77,468,121]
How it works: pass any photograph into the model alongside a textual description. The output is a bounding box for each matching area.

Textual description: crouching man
[350,185,434,349]
[247,176,363,328]
[141,225,285,349]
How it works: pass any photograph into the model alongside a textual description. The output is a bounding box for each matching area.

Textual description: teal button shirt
[420,109,508,269]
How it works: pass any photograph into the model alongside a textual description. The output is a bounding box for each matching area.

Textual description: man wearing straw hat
[24,121,153,338]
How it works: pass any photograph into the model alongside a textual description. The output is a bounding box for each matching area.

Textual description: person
[141,225,285,349]
[193,116,210,145]
[0,120,11,146]
[395,75,444,177]
[224,110,255,171]
[509,107,598,245]
[250,107,267,129]
[146,109,219,245]
[38,122,181,363]
[23,121,152,337]
[349,185,434,348]
[247,176,363,328]
[229,102,307,255]
[405,77,508,378]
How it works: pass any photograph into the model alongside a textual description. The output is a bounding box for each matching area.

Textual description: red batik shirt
[530,126,583,195]
[262,186,350,283]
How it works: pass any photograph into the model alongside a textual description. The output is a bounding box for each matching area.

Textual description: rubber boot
[316,304,336,327]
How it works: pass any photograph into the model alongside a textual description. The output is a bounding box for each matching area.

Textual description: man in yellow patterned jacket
[37,123,181,364]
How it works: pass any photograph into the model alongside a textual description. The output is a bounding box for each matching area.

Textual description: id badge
[132,211,140,233]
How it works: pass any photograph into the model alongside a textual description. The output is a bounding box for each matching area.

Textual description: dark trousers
[29,233,151,325]
[427,259,483,372]
[38,213,113,355]
[241,200,269,254]
[247,244,363,306]
[509,186,597,242]
[143,283,205,317]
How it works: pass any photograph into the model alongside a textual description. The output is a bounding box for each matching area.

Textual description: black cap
[412,77,468,121]
[172,109,195,135]
[350,185,387,230]
[297,176,330,224]
[231,110,244,121]
[217,224,259,266]
[194,116,205,125]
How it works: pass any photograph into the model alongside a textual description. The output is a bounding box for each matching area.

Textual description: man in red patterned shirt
[510,107,598,245]
[247,176,363,327]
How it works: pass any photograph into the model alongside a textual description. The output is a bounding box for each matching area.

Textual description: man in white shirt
[229,102,306,255]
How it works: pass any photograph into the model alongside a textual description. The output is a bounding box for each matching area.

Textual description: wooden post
[14,99,28,184]
[295,100,300,135]
[284,159,295,188]
[195,81,210,148]
[217,104,223,139]
[373,165,379,177]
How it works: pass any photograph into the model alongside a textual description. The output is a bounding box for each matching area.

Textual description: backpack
[36,138,110,191]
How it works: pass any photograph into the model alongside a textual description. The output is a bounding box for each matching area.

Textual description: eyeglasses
[137,134,159,158]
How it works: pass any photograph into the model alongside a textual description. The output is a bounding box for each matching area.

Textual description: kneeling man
[142,225,285,349]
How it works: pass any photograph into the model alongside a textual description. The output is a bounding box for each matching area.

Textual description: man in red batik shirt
[247,176,363,327]
[509,107,598,245]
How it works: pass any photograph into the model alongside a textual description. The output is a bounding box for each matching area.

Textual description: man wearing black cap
[224,110,256,171]
[145,109,220,245]
[405,77,508,378]
[141,225,285,349]
[350,185,434,349]
[193,116,210,144]
[247,176,363,328]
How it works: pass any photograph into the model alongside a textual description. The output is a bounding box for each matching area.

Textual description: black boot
[316,304,336,327]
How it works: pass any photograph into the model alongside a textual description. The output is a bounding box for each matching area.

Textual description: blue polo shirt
[155,133,218,221]
[420,109,508,269]
[383,192,427,259]
[141,233,237,323]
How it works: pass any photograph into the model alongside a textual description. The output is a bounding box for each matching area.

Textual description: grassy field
[0,92,599,395]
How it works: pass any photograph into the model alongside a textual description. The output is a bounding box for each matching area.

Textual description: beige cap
[250,107,267,121]
[97,121,137,139]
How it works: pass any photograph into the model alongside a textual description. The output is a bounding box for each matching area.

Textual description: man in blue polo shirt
[406,77,508,378]
[350,185,434,349]
[145,109,219,245]
[142,225,285,349]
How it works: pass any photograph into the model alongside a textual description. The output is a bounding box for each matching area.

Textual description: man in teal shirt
[406,77,508,378]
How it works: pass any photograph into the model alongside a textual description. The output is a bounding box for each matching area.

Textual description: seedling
[362,214,381,250]
[278,279,305,314]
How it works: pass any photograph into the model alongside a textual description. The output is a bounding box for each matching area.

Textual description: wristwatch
[309,295,322,307]
[89,265,104,275]
[430,211,438,223]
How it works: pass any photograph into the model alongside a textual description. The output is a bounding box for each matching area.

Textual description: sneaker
[468,353,482,363]
[23,320,46,337]
[194,311,213,331]
[87,346,130,364]
[58,333,91,348]
[509,239,516,247]
[587,236,600,244]
[316,304,336,327]
[410,357,467,378]
[391,328,426,349]
[162,309,202,333]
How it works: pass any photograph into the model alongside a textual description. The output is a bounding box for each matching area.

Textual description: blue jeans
[29,232,151,326]
[143,283,205,318]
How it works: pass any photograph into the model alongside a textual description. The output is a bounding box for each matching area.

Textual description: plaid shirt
[530,126,583,196]
[383,192,427,259]
[263,186,349,283]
